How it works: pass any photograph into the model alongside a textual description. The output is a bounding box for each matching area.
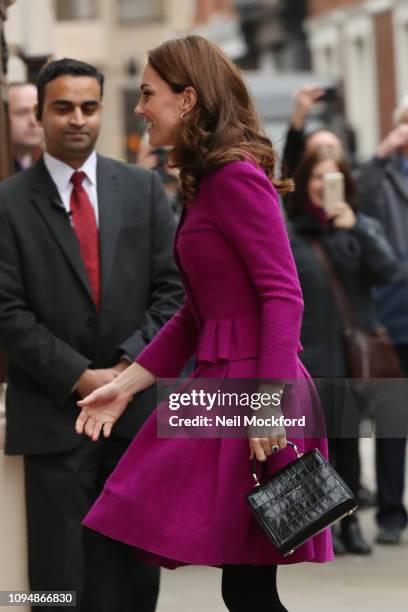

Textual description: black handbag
[246,441,358,556]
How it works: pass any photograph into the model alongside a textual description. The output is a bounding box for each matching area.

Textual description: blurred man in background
[136,134,182,219]
[7,82,42,172]
[358,96,408,545]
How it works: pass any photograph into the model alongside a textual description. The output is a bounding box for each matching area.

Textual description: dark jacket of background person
[358,154,408,345]
[282,125,307,177]
[287,210,397,378]
[0,155,183,455]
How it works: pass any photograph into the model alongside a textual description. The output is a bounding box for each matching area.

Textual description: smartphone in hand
[323,172,345,214]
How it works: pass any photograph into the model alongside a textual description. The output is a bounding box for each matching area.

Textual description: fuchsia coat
[83,160,334,568]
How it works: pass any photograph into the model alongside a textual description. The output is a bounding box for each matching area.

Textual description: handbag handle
[251,441,303,487]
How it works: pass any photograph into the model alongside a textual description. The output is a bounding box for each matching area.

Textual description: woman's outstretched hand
[75,362,156,441]
[76,382,133,441]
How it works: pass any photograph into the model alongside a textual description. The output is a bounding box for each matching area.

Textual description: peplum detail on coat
[196,314,304,365]
[196,314,259,363]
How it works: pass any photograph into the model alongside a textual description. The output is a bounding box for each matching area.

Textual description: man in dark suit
[358,103,408,546]
[0,58,182,611]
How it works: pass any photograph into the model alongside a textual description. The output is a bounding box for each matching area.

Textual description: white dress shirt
[43,151,99,226]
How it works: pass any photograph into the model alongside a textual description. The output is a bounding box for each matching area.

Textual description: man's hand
[74,368,120,399]
[376,124,408,159]
[291,85,325,130]
[112,359,131,375]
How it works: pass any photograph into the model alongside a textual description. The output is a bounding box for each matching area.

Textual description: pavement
[156,438,408,612]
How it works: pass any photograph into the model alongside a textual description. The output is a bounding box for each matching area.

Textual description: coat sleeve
[357,156,408,281]
[119,171,184,360]
[350,214,398,284]
[0,189,91,404]
[281,126,305,177]
[135,294,198,378]
[357,156,388,218]
[205,161,304,379]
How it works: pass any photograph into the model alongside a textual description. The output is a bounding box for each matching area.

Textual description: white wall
[6,0,54,77]
[0,387,29,610]
[343,12,379,159]
[307,21,341,78]
[393,0,408,103]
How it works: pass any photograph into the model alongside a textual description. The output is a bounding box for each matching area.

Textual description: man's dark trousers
[24,437,160,612]
[376,344,408,530]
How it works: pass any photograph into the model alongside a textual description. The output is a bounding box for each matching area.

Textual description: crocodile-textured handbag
[246,441,357,556]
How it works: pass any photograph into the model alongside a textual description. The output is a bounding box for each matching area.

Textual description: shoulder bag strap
[309,239,357,333]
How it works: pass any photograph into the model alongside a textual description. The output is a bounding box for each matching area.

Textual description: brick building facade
[306,0,408,160]
[308,0,365,17]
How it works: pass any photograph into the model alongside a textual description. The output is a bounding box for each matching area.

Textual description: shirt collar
[43,151,97,192]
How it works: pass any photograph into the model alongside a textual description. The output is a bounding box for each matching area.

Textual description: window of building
[308,23,340,78]
[56,0,99,20]
[344,17,378,160]
[394,5,408,101]
[117,0,164,22]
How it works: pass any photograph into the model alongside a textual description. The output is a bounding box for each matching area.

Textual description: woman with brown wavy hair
[76,36,333,610]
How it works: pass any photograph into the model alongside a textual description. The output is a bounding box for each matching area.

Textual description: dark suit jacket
[0,154,183,455]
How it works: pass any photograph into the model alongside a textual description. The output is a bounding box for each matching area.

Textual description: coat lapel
[96,155,122,301]
[30,157,94,303]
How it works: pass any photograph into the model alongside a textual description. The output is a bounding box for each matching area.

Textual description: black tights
[221,565,288,611]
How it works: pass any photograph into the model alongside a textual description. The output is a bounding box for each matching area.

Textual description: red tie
[70,171,101,309]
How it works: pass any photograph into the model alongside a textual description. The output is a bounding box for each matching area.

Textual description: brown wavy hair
[147,35,293,203]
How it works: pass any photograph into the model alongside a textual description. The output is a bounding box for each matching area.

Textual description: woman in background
[286,149,397,555]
